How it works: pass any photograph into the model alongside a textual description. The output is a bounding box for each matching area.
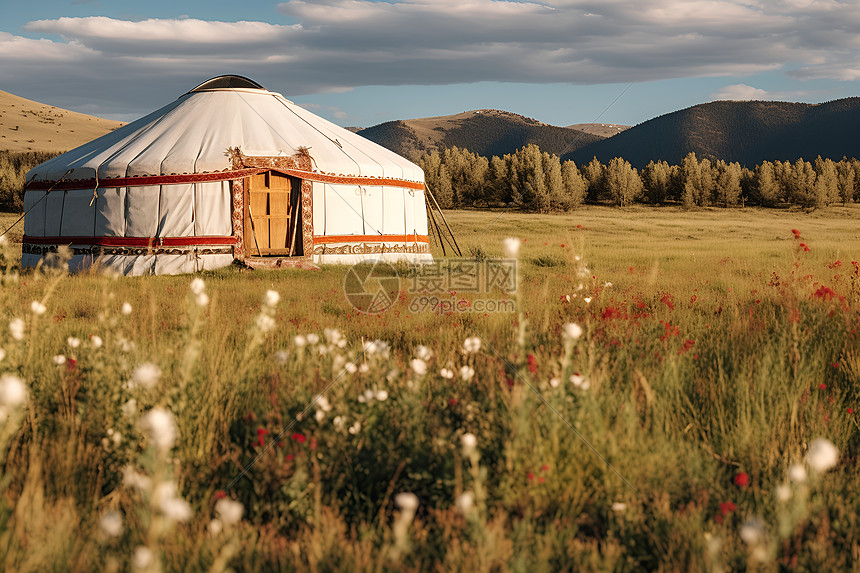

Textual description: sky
[2,0,860,128]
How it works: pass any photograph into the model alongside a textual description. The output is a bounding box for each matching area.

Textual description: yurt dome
[23,75,431,275]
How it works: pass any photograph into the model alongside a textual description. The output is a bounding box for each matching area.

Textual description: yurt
[22,75,432,275]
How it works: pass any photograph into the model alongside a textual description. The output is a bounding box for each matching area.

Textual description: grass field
[0,205,858,571]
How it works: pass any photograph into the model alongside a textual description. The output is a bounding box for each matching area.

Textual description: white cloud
[2,1,860,116]
[712,84,772,100]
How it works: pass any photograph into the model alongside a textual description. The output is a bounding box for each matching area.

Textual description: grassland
[0,206,858,571]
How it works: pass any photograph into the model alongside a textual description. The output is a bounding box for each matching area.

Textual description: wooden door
[245,171,293,255]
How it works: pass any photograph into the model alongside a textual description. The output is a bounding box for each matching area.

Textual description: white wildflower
[130,363,162,390]
[788,463,807,483]
[333,416,345,429]
[463,337,481,354]
[415,345,433,361]
[208,519,223,536]
[344,362,357,374]
[121,302,132,315]
[395,492,419,514]
[67,336,81,349]
[460,365,475,381]
[570,373,590,390]
[611,502,627,513]
[154,482,193,522]
[190,278,205,295]
[739,518,766,546]
[9,318,24,341]
[195,292,210,307]
[90,335,103,348]
[440,368,455,379]
[133,547,154,571]
[364,339,390,357]
[324,328,346,348]
[0,348,5,362]
[604,282,613,288]
[549,377,560,388]
[264,289,280,307]
[315,410,325,422]
[122,399,138,417]
[583,297,592,304]
[563,323,583,340]
[294,335,307,347]
[30,301,46,315]
[316,395,332,412]
[363,389,375,402]
[99,511,123,537]
[502,237,521,259]
[140,408,178,452]
[775,484,791,502]
[461,433,477,457]
[256,314,276,332]
[376,390,389,402]
[215,498,244,525]
[806,438,839,473]
[0,374,27,407]
[359,363,369,374]
[306,333,320,345]
[122,466,151,492]
[348,421,362,434]
[456,491,475,514]
[275,350,289,364]
[52,354,66,365]
[410,358,428,376]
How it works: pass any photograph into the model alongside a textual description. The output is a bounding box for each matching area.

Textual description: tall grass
[0,207,858,570]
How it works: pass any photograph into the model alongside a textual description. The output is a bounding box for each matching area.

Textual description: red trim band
[26,168,425,192]
[25,169,264,191]
[23,235,237,247]
[314,234,429,244]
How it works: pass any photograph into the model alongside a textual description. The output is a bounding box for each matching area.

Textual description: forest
[415,145,860,211]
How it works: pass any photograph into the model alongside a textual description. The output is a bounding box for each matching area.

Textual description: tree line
[414,145,860,211]
[0,151,59,212]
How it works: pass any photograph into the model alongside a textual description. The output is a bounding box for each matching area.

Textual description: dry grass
[0,206,858,571]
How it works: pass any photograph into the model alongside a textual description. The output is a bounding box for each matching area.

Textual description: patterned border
[22,243,232,257]
[228,148,315,261]
[312,242,431,256]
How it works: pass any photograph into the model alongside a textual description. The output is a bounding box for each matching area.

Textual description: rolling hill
[356,109,603,159]
[566,98,860,168]
[0,89,125,153]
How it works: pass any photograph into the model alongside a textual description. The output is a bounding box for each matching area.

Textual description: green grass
[0,205,859,571]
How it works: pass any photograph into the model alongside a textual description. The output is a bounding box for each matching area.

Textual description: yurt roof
[26,75,424,187]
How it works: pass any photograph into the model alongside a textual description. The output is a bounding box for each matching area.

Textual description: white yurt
[23,75,432,275]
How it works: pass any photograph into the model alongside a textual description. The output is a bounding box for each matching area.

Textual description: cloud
[711,84,772,101]
[3,1,860,116]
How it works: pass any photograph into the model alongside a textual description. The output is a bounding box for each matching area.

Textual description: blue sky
[2,0,859,128]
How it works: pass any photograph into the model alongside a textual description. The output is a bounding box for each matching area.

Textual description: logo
[343,261,401,313]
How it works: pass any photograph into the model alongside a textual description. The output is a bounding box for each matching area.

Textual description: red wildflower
[819,383,827,390]
[791,229,801,239]
[527,473,534,481]
[577,224,583,229]
[215,490,227,500]
[734,472,749,488]
[848,408,854,414]
[602,306,622,320]
[285,454,294,462]
[541,464,549,472]
[813,286,837,300]
[715,514,724,524]
[448,397,458,407]
[538,476,545,483]
[527,354,538,374]
[719,501,737,516]
[660,294,674,310]
[832,362,840,369]
[66,358,77,372]
[291,433,306,443]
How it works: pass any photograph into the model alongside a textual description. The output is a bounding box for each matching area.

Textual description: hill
[356,109,602,159]
[566,123,630,137]
[566,98,860,168]
[0,89,125,153]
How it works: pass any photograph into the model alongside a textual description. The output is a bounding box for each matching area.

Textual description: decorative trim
[312,242,431,256]
[22,242,232,257]
[313,234,430,245]
[22,235,236,247]
[25,168,264,191]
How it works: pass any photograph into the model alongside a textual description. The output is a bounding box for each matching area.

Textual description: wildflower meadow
[0,205,859,571]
